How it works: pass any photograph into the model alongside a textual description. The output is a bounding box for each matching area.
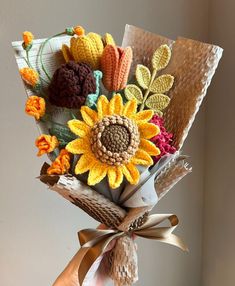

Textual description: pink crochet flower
[150,114,176,162]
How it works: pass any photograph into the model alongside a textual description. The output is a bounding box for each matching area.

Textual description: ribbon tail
[78,239,106,286]
[78,232,123,285]
[152,233,189,252]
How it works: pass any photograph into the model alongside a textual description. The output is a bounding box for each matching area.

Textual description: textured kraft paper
[122,25,223,149]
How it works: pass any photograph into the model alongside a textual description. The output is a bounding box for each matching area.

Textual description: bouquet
[12,24,223,285]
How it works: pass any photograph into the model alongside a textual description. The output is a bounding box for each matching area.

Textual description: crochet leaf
[49,125,76,147]
[145,94,170,111]
[85,70,103,109]
[136,64,151,89]
[152,45,171,71]
[124,84,143,104]
[150,74,174,94]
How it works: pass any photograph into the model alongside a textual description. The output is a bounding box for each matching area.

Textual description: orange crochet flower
[47,149,71,175]
[20,67,39,87]
[22,31,34,47]
[101,45,132,92]
[74,26,85,36]
[25,95,45,120]
[35,134,59,156]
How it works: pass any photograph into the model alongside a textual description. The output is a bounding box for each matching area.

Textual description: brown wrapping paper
[155,155,192,199]
[109,236,138,286]
[40,168,126,229]
[163,37,223,149]
[122,25,223,149]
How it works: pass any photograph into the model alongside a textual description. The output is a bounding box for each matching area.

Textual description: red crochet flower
[150,114,176,162]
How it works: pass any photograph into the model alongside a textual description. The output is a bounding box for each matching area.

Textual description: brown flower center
[90,115,140,166]
[101,124,130,153]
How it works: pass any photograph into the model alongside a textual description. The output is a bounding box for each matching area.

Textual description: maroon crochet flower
[48,61,96,109]
[150,114,176,162]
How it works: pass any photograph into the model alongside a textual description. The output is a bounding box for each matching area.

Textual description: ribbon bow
[76,214,188,285]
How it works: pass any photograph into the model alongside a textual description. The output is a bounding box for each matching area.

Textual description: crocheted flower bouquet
[12,25,223,285]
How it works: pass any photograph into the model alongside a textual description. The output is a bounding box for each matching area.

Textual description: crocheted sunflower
[66,94,160,189]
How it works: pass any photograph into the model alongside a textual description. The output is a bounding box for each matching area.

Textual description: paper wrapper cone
[155,155,192,199]
[122,25,223,149]
[39,165,126,229]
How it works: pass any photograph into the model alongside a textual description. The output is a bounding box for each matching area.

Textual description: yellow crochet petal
[103,33,116,46]
[75,153,97,174]
[67,119,91,138]
[131,149,153,166]
[123,100,137,118]
[71,35,102,70]
[61,44,74,62]
[65,138,90,155]
[121,163,139,185]
[87,162,108,186]
[87,32,104,55]
[138,122,160,139]
[131,109,154,122]
[139,138,161,156]
[70,37,77,60]
[97,95,110,119]
[109,94,123,115]
[81,106,98,127]
[107,166,123,189]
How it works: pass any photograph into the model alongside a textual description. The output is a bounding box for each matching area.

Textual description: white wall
[0,0,212,285]
[202,0,235,285]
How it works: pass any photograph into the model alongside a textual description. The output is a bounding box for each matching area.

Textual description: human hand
[52,224,114,286]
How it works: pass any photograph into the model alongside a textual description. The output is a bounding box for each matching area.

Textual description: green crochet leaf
[150,74,174,94]
[49,125,76,147]
[124,84,143,104]
[135,64,151,89]
[85,70,103,109]
[152,45,171,71]
[145,94,170,111]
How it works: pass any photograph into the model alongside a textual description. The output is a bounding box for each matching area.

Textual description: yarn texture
[150,114,176,162]
[25,95,45,120]
[101,45,133,92]
[47,149,71,175]
[48,61,96,109]
[66,94,160,189]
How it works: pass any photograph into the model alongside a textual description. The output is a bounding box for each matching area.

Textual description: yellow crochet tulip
[62,32,115,70]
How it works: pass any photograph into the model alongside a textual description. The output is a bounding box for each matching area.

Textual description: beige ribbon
[77,214,188,285]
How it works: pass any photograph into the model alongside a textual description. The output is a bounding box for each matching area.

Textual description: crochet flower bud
[101,45,132,92]
[74,26,85,36]
[22,31,34,48]
[20,67,39,87]
[35,134,59,156]
[48,61,96,109]
[47,149,71,175]
[25,95,45,120]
